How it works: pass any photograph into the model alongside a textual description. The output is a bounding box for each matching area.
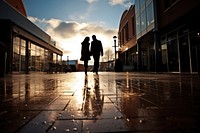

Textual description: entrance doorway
[179,35,190,72]
[190,31,200,73]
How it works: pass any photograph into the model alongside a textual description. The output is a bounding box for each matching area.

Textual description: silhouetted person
[80,37,91,75]
[90,35,103,74]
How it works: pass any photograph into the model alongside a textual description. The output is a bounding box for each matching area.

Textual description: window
[161,43,168,71]
[13,37,20,71]
[125,23,129,41]
[140,0,145,8]
[53,53,57,63]
[132,16,135,36]
[12,37,26,72]
[167,38,179,72]
[141,10,146,31]
[135,0,140,13]
[121,31,124,45]
[20,39,26,71]
[136,15,141,35]
[146,2,154,26]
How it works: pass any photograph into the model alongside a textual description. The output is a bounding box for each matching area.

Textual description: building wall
[119,5,136,52]
[157,0,200,73]
[134,0,200,73]
[0,20,12,76]
[0,0,51,44]
[4,0,27,16]
[118,5,137,70]
[157,0,200,29]
[118,0,200,73]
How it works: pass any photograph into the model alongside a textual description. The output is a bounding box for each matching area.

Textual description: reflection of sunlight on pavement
[2,72,200,132]
[75,89,84,110]
[77,74,105,118]
[72,74,85,110]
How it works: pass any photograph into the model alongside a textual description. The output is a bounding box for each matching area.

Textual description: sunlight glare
[73,74,85,108]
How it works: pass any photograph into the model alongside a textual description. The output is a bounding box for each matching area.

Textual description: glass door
[167,39,179,72]
[179,35,190,72]
[190,31,200,73]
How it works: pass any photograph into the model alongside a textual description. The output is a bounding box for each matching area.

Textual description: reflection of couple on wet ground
[80,35,104,118]
[81,75,104,118]
[80,35,103,75]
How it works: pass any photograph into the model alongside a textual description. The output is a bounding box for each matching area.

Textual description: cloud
[85,0,133,7]
[27,17,118,61]
[54,22,79,38]
[86,0,98,4]
[108,0,133,7]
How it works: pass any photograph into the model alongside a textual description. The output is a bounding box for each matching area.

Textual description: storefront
[157,0,200,73]
[12,37,56,72]
[0,0,63,76]
[160,26,200,73]
[119,0,200,73]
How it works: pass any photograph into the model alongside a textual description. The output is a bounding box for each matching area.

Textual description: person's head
[92,35,96,40]
[84,36,90,42]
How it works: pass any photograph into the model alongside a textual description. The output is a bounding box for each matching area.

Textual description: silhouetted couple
[80,35,103,75]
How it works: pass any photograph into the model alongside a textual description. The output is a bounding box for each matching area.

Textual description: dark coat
[80,42,91,61]
[91,40,103,57]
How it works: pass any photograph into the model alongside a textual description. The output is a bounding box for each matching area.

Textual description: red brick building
[4,0,27,16]
[118,5,137,71]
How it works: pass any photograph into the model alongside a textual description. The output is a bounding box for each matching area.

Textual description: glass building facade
[160,26,200,73]
[135,0,154,38]
[134,0,156,71]
[12,37,62,73]
[158,0,200,73]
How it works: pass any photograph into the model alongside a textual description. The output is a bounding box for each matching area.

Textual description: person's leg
[96,56,100,74]
[93,56,96,73]
[84,60,88,75]
[94,56,100,74]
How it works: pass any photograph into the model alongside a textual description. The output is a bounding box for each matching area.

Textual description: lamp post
[112,36,117,60]
[67,55,69,68]
[125,47,128,65]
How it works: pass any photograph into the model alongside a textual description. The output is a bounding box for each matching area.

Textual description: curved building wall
[4,0,27,16]
[119,5,136,52]
[118,5,137,70]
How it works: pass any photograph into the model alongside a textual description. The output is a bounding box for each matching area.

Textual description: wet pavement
[0,72,200,133]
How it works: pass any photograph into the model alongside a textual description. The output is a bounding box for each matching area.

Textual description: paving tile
[47,119,82,133]
[58,110,87,120]
[82,118,131,132]
[19,111,61,133]
[1,72,200,133]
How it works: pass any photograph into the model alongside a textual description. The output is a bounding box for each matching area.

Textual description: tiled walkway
[0,72,200,133]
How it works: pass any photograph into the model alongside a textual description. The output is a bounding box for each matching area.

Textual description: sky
[23,0,134,63]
